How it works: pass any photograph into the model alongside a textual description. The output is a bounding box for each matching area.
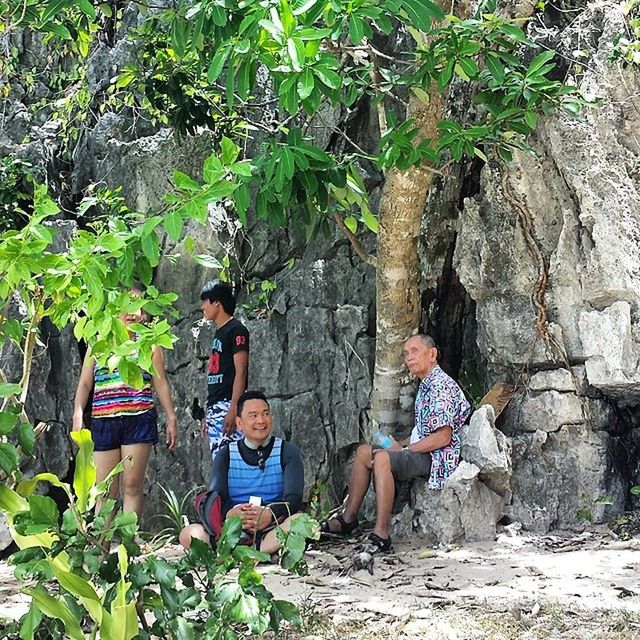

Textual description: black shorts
[90,409,158,451]
[385,449,432,483]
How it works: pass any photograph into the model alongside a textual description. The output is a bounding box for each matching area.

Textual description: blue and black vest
[228,438,284,507]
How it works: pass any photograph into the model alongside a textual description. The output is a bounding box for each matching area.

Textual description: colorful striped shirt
[91,365,153,418]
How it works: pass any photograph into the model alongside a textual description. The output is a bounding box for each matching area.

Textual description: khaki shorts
[385,449,432,483]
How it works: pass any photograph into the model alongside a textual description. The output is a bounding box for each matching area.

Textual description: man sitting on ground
[321,334,471,552]
[180,390,304,555]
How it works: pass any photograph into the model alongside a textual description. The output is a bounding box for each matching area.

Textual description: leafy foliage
[0,430,308,639]
[611,0,640,66]
[96,0,585,239]
[0,157,38,231]
[2,0,587,243]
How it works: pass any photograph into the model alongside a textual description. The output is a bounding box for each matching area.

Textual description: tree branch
[332,213,377,267]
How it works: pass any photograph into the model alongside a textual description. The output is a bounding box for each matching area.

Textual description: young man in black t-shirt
[200,280,249,457]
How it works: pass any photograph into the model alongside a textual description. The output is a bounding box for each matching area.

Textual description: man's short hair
[200,280,236,315]
[416,334,437,350]
[237,390,269,415]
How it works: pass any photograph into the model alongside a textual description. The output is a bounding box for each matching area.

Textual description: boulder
[393,405,512,543]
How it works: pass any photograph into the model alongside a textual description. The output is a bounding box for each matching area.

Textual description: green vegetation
[0,429,315,639]
[0,0,593,635]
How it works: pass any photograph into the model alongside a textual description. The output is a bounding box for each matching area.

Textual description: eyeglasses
[256,447,265,471]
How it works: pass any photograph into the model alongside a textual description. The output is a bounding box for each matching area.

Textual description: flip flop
[367,532,392,553]
[320,513,358,538]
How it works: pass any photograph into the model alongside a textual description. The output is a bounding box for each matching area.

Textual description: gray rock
[528,367,587,393]
[579,302,640,405]
[460,405,511,497]
[404,462,505,543]
[0,513,13,553]
[507,425,626,531]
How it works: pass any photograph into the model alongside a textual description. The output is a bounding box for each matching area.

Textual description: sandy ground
[1,526,639,639]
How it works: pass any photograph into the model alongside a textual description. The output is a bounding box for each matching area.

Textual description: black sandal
[367,532,393,553]
[320,513,358,538]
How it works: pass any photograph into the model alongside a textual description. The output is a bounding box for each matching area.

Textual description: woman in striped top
[72,305,178,519]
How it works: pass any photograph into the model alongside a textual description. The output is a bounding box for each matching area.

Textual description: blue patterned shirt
[412,365,471,489]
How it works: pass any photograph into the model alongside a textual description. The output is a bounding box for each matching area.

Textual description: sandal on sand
[320,514,358,538]
[368,532,392,553]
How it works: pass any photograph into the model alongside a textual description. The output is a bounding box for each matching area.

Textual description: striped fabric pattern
[228,438,284,507]
[91,366,154,418]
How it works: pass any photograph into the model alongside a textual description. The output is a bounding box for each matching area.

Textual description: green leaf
[19,602,42,640]
[485,54,504,83]
[235,183,250,225]
[527,50,556,76]
[24,588,85,640]
[361,204,378,233]
[28,495,59,528]
[208,46,231,83]
[0,484,29,514]
[171,15,187,58]
[118,358,144,389]
[349,15,365,44]
[314,66,341,90]
[0,411,18,435]
[141,231,160,266]
[70,429,96,513]
[221,137,240,164]
[229,161,253,177]
[193,254,223,269]
[164,211,184,242]
[173,170,200,192]
[292,0,319,15]
[203,154,223,183]
[454,62,470,81]
[297,68,314,100]
[17,422,35,455]
[524,111,537,129]
[344,216,357,233]
[259,19,285,44]
[281,147,295,179]
[230,591,260,622]
[499,23,529,43]
[272,599,301,626]
[631,485,640,496]
[74,0,96,19]
[287,37,305,72]
[50,564,102,610]
[0,442,20,476]
[473,146,488,162]
[0,382,22,397]
[40,0,68,26]
[297,27,332,40]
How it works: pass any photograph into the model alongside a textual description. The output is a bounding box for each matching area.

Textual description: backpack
[194,489,224,541]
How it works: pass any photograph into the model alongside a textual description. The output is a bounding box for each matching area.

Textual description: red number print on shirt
[235,335,246,346]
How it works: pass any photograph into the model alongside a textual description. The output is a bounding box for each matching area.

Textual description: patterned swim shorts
[206,400,243,457]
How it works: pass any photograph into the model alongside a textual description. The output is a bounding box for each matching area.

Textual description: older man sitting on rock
[321,334,471,552]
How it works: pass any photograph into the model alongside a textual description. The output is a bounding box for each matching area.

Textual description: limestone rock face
[451,2,640,529]
[2,0,639,543]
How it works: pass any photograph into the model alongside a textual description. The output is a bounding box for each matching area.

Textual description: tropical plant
[150,484,197,545]
[0,428,316,639]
